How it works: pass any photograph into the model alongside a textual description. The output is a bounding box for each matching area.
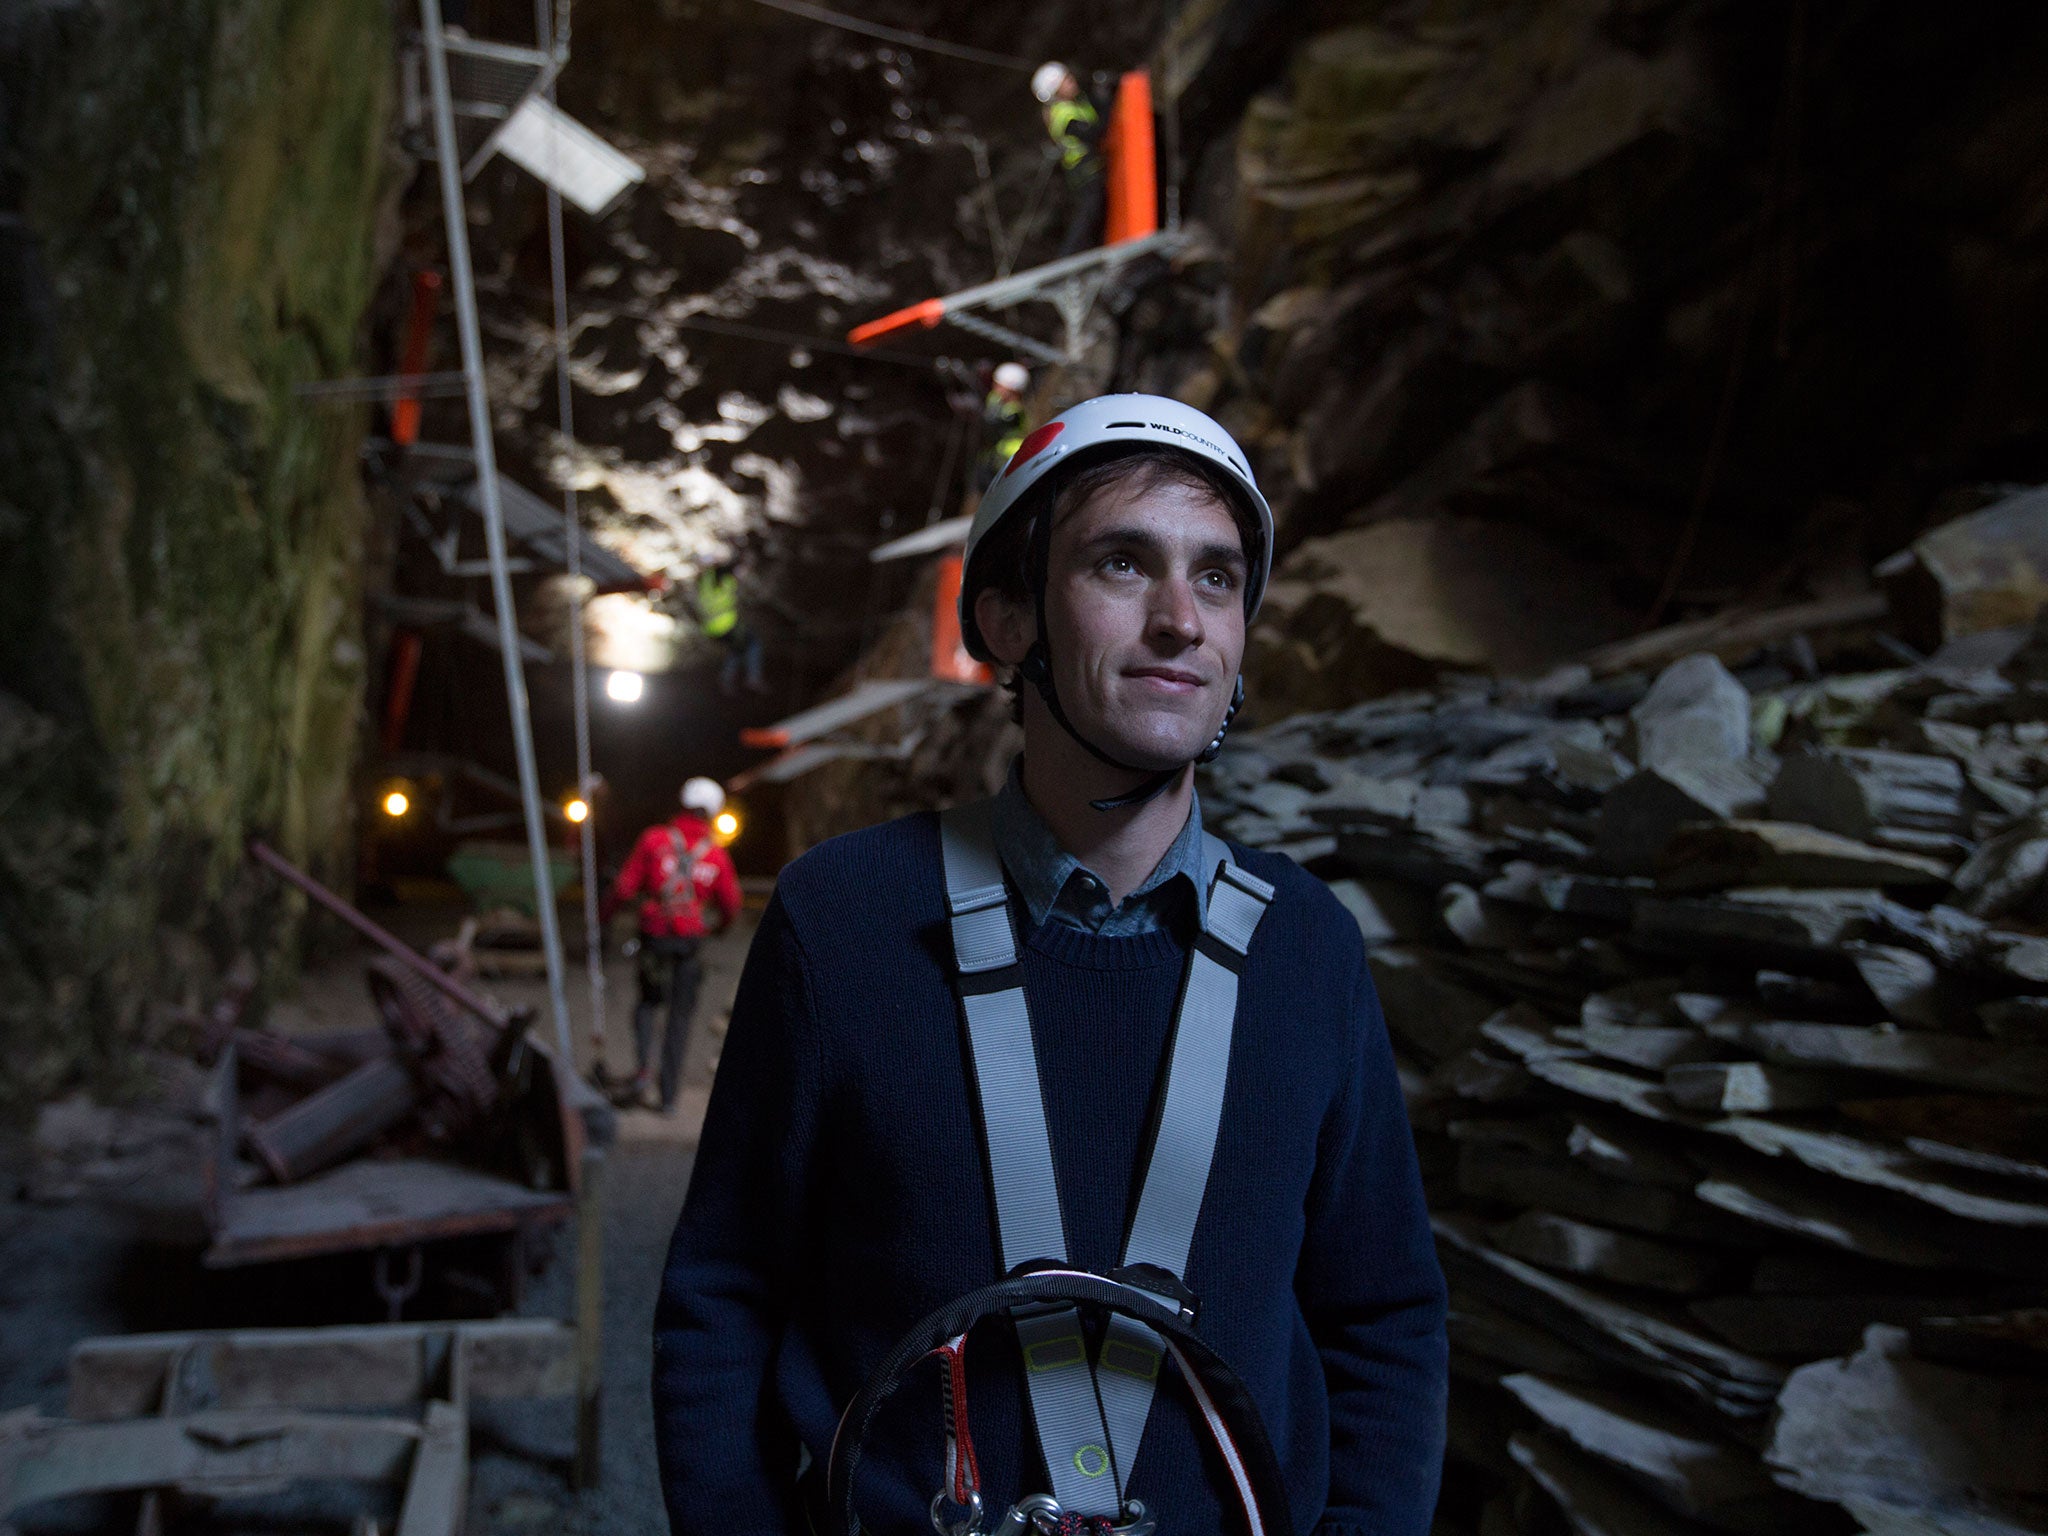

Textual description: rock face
[1134,1,2048,705]
[0,1,391,1103]
[1200,626,2048,1536]
[1878,485,2048,651]
[1247,515,1631,718]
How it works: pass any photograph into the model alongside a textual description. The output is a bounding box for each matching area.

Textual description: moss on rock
[0,0,391,1109]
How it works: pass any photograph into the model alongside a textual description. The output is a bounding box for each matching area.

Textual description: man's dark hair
[963,446,1262,717]
[968,446,1258,623]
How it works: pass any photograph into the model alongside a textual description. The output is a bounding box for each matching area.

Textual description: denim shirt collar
[990,759,1208,936]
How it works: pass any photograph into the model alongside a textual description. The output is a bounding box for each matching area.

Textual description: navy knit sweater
[652,811,1447,1536]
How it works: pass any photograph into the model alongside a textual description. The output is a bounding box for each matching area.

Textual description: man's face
[1035,474,1248,772]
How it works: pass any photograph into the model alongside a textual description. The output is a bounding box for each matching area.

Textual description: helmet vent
[1105,421,1146,429]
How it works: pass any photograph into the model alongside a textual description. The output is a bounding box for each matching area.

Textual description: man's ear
[974,585,1035,668]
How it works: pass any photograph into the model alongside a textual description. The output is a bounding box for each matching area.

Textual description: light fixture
[494,95,646,218]
[713,808,740,843]
[382,789,411,818]
[564,797,590,824]
[606,669,645,704]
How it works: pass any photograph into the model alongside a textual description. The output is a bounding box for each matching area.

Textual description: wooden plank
[69,1320,577,1421]
[574,1147,606,1491]
[202,1041,239,1238]
[207,1157,571,1267]
[0,1411,420,1511]
[395,1399,467,1536]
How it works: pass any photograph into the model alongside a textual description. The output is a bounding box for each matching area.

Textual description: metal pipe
[537,0,610,1059]
[248,840,511,1029]
[418,0,576,1066]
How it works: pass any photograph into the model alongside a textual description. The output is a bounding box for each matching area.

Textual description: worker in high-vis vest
[695,561,764,694]
[1034,61,1109,256]
[653,396,1448,1536]
[975,361,1032,491]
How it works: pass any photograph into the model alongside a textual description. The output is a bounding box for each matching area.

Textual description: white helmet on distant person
[957,393,1273,811]
[993,361,1030,394]
[680,777,726,817]
[1031,61,1072,104]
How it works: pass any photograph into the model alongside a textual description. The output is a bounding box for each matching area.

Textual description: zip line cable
[734,0,1032,70]
[536,0,609,1064]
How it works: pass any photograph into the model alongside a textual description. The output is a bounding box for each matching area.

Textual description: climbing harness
[824,800,1290,1536]
[956,395,1275,813]
[656,828,716,925]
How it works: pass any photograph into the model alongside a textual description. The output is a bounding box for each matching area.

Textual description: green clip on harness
[824,799,1283,1536]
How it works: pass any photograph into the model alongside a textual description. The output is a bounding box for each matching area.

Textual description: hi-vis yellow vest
[1047,97,1099,171]
[696,569,739,639]
[985,390,1026,462]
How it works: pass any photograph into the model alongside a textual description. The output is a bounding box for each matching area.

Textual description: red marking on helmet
[1002,421,1064,477]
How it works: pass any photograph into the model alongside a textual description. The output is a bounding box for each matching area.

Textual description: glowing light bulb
[606,669,645,704]
[564,797,590,824]
[714,810,739,840]
[383,790,410,818]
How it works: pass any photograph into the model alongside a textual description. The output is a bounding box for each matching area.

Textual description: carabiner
[930,1487,985,1536]
[988,1492,1063,1536]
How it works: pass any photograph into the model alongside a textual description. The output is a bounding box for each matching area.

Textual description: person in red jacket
[603,777,742,1111]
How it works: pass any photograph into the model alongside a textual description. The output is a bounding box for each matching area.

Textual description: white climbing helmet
[993,361,1030,393]
[959,393,1273,660]
[1031,61,1071,104]
[680,777,726,817]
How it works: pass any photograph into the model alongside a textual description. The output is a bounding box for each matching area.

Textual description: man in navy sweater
[653,396,1447,1536]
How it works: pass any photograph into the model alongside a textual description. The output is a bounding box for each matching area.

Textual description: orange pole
[847,297,947,347]
[1102,71,1158,246]
[930,552,993,685]
[390,270,442,446]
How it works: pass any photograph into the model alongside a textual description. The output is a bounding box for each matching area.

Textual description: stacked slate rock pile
[1201,619,2048,1536]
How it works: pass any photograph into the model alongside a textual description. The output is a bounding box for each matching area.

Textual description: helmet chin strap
[1019,643,1244,812]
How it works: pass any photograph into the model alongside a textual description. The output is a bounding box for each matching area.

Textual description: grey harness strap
[938,802,1275,1516]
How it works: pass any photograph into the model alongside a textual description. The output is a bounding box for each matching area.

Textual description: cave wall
[1128,0,2048,719]
[0,0,392,1105]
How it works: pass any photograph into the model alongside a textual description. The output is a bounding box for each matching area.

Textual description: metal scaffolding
[417,0,574,1064]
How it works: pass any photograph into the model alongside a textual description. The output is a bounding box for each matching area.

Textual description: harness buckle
[1108,1263,1199,1326]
